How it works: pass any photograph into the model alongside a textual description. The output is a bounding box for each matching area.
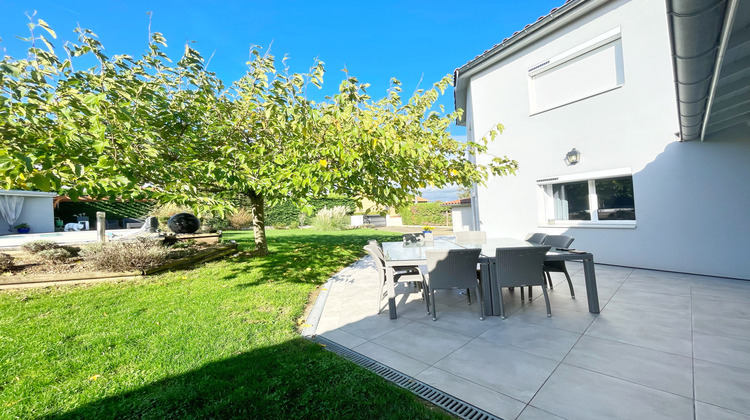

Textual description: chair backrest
[542,235,574,249]
[367,239,385,259]
[402,233,424,243]
[363,243,385,273]
[454,230,487,243]
[425,248,482,290]
[494,246,550,288]
[525,232,548,244]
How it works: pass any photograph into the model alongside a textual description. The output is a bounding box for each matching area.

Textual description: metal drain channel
[310,335,503,420]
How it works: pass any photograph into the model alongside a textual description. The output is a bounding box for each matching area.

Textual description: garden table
[380,238,599,319]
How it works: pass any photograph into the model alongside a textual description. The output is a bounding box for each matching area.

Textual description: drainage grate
[310,336,503,420]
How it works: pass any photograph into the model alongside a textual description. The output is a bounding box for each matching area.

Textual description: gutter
[666,0,730,141]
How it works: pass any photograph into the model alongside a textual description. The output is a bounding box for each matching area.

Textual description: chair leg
[431,288,437,321]
[545,270,554,289]
[564,269,575,299]
[542,285,552,317]
[498,287,506,319]
[423,283,431,314]
[377,279,385,314]
[520,287,525,301]
[466,288,472,305]
[476,286,484,321]
[528,286,532,300]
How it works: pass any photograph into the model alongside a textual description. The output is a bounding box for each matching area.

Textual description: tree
[1,20,518,254]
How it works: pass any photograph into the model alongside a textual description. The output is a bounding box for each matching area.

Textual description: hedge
[398,203,451,226]
[266,198,357,226]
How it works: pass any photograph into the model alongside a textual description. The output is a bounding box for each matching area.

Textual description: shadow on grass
[51,337,439,419]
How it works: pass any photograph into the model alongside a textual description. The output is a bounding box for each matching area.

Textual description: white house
[443,198,474,232]
[0,190,57,234]
[454,0,750,279]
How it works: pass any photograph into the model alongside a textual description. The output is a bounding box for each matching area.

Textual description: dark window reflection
[553,181,591,220]
[595,177,635,220]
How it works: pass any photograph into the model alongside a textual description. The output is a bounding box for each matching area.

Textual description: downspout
[700,0,739,141]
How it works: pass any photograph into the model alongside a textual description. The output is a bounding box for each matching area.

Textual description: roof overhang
[452,0,608,126]
[0,190,57,198]
[667,0,750,141]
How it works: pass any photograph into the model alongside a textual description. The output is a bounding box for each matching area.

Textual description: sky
[0,0,565,202]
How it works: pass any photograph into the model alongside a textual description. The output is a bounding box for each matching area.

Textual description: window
[538,169,636,227]
[529,27,624,114]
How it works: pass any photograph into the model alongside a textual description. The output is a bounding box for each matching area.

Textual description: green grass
[0,229,451,419]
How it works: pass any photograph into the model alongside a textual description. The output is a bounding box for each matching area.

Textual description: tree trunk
[248,189,269,255]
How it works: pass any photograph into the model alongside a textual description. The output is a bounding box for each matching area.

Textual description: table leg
[386,267,397,319]
[583,257,600,313]
[479,260,495,316]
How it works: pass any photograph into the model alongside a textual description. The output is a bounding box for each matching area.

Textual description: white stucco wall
[451,206,473,232]
[0,191,56,234]
[464,0,750,279]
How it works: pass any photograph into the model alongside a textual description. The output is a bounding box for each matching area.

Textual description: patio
[309,248,750,419]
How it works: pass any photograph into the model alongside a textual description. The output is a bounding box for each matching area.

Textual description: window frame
[536,168,637,229]
[528,27,624,115]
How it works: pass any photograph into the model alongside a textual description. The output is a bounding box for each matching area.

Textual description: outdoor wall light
[565,148,581,165]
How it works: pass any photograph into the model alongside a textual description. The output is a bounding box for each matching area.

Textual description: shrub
[36,248,74,262]
[312,206,350,231]
[227,208,253,230]
[20,240,60,254]
[80,239,169,272]
[398,203,451,226]
[0,253,13,272]
[202,216,228,233]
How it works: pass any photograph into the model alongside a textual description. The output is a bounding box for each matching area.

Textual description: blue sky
[0,0,564,201]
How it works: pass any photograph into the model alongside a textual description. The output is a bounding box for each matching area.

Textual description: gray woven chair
[494,246,552,318]
[364,241,424,314]
[454,230,487,243]
[541,235,575,298]
[525,232,548,244]
[423,248,483,321]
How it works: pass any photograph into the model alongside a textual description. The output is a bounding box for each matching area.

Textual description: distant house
[0,190,56,234]
[414,196,431,203]
[442,198,473,232]
[453,0,750,279]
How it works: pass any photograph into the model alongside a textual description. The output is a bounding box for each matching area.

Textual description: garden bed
[0,242,237,289]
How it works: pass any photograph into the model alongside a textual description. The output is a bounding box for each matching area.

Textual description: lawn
[0,229,450,419]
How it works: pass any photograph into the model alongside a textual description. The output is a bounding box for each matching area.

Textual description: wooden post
[97,211,106,242]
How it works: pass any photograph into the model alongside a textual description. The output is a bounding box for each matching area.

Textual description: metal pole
[96,211,106,242]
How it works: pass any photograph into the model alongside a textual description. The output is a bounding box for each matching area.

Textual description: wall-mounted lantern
[565,148,581,166]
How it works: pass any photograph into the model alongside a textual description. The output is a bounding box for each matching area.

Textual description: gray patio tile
[608,288,691,311]
[692,294,750,318]
[600,299,692,330]
[339,313,415,341]
[370,322,473,365]
[694,332,750,370]
[517,405,566,420]
[691,279,750,304]
[694,359,750,416]
[317,328,367,348]
[513,304,598,334]
[415,367,526,419]
[695,401,750,420]
[693,311,750,340]
[351,341,429,377]
[618,275,692,297]
[585,314,692,356]
[531,364,694,420]
[415,305,499,338]
[563,335,694,398]
[542,289,608,313]
[433,338,559,402]
[479,318,580,361]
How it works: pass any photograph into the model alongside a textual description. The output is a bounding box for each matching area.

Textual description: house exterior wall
[0,191,56,234]
[463,0,750,279]
[450,206,473,232]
